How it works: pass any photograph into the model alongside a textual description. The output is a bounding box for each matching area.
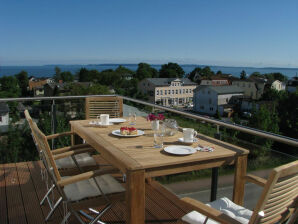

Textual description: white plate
[89,121,113,126]
[111,129,144,137]
[178,137,198,144]
[164,145,196,155]
[109,118,126,123]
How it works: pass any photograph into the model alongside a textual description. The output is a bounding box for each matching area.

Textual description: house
[138,78,197,107]
[287,77,298,93]
[266,80,286,91]
[0,103,9,132]
[193,85,244,116]
[44,82,67,96]
[232,77,266,100]
[199,76,230,86]
[29,77,55,96]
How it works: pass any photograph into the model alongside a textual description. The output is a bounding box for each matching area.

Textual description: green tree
[188,67,201,81]
[59,71,74,82]
[78,68,92,82]
[240,70,247,80]
[159,62,184,78]
[134,63,158,80]
[0,76,21,97]
[246,105,279,157]
[15,70,29,96]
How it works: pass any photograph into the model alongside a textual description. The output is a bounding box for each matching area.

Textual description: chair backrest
[30,121,62,182]
[85,96,123,119]
[24,110,39,150]
[249,160,298,224]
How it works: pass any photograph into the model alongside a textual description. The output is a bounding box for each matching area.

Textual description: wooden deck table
[70,117,249,224]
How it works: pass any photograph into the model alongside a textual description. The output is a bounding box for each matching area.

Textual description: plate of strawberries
[112,127,145,137]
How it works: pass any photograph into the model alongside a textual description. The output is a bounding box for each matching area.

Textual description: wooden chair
[179,160,298,224]
[31,121,125,224]
[24,110,99,176]
[85,96,123,119]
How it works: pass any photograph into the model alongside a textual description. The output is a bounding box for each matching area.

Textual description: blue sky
[0,0,297,67]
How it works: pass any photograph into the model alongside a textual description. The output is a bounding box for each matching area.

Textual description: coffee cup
[98,114,109,125]
[183,128,197,143]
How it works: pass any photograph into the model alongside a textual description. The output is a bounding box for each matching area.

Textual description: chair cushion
[63,174,125,202]
[182,197,252,224]
[55,153,96,169]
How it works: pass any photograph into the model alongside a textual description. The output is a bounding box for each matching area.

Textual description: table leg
[126,169,145,224]
[71,125,75,146]
[210,167,219,202]
[232,155,247,205]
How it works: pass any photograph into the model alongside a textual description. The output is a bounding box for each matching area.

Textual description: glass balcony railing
[0,94,297,211]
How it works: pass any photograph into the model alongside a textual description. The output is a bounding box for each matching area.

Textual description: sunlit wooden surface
[70,117,249,224]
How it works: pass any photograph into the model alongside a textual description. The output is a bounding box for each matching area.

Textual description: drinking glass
[153,124,165,148]
[129,112,136,125]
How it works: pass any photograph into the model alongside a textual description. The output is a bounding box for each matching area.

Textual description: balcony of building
[0,95,297,224]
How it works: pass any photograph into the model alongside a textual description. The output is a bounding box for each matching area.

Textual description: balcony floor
[0,158,193,224]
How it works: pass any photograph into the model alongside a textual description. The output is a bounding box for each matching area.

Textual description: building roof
[0,103,10,113]
[146,78,196,86]
[195,85,244,94]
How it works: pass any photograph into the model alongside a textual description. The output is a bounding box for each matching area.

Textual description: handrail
[1,94,298,147]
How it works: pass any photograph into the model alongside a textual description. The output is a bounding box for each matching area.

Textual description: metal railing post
[51,100,57,149]
[211,124,221,201]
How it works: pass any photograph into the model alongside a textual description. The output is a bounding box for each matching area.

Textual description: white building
[193,86,243,116]
[268,80,286,91]
[138,78,197,107]
[0,103,9,132]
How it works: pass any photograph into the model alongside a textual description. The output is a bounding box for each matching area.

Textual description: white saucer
[89,121,113,126]
[109,118,126,123]
[178,137,198,144]
[164,145,196,155]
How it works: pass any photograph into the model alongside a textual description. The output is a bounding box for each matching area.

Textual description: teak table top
[70,117,248,173]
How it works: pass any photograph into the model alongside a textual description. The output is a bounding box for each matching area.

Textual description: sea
[0,64,297,78]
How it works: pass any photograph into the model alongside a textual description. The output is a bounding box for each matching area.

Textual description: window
[183,89,185,94]
[165,90,167,95]
[189,89,192,93]
[172,90,174,94]
[186,89,188,93]
[156,90,159,95]
[176,90,178,94]
[179,89,182,94]
[168,90,171,94]
[179,98,183,104]
[210,107,214,111]
[160,90,163,95]
[0,116,2,122]
[174,83,176,86]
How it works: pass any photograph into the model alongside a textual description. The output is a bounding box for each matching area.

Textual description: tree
[15,70,29,96]
[134,63,158,80]
[188,67,201,81]
[264,73,287,82]
[245,105,279,157]
[0,76,21,97]
[200,66,214,78]
[78,68,92,82]
[240,70,247,80]
[159,62,184,78]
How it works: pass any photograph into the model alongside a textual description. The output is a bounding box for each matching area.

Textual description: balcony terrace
[0,95,297,224]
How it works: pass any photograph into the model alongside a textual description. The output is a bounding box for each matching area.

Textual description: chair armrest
[53,147,94,160]
[46,131,74,140]
[52,143,93,155]
[57,168,119,187]
[244,174,267,187]
[181,197,243,224]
